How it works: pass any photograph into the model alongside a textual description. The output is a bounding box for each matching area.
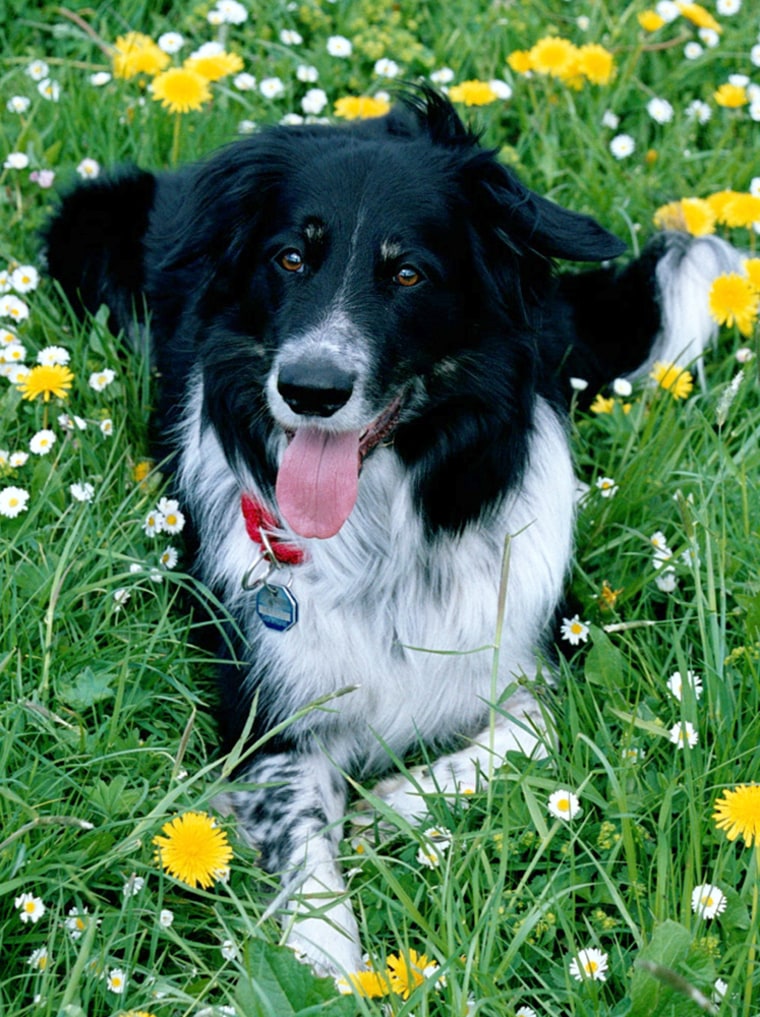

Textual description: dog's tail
[557,229,746,397]
[632,231,745,387]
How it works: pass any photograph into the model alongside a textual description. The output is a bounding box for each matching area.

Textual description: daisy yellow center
[165,513,178,527]
[557,797,571,812]
[23,901,37,914]
[153,811,233,889]
[586,959,599,974]
[569,623,583,636]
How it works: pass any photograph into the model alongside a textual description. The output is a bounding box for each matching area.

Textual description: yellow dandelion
[112,32,170,80]
[714,83,748,109]
[17,363,74,402]
[713,785,760,847]
[705,189,739,224]
[507,49,534,75]
[337,969,393,998]
[708,274,759,337]
[529,36,578,80]
[386,949,435,1000]
[151,68,212,114]
[676,1,722,32]
[576,44,615,86]
[719,193,760,229]
[448,79,499,106]
[153,811,233,889]
[650,361,694,400]
[598,580,623,612]
[638,9,666,31]
[184,51,244,82]
[743,258,760,292]
[653,198,716,237]
[590,393,615,414]
[333,95,391,120]
[122,1012,158,1017]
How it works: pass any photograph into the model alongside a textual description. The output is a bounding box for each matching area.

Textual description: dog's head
[46,87,625,537]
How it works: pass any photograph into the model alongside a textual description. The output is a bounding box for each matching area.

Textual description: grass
[1,0,760,1014]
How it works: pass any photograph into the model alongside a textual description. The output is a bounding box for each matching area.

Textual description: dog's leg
[360,687,546,824]
[224,751,363,975]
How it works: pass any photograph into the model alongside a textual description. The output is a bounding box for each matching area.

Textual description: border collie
[45,87,740,974]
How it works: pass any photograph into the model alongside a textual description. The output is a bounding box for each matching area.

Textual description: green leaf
[630,921,704,1017]
[235,939,356,1017]
[59,667,114,710]
[584,626,626,689]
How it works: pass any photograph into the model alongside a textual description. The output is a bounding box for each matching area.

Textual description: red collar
[240,493,306,566]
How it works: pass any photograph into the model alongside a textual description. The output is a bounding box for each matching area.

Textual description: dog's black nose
[278,359,355,417]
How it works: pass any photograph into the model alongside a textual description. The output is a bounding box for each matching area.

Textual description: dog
[44,86,741,974]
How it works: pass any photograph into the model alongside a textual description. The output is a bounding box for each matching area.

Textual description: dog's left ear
[479,161,626,263]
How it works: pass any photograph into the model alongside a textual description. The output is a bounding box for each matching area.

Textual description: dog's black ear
[385,84,479,149]
[481,160,626,263]
[44,167,157,333]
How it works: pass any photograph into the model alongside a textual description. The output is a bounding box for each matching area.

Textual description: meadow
[1,0,760,1014]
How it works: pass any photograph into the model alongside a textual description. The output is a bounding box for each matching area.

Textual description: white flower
[26,59,49,80]
[157,498,185,534]
[301,88,328,115]
[38,78,61,101]
[58,413,87,432]
[647,96,674,124]
[106,967,127,994]
[70,482,95,503]
[122,874,144,896]
[0,326,17,343]
[326,35,352,58]
[649,530,672,562]
[610,133,635,159]
[655,0,681,21]
[595,476,618,498]
[89,367,115,391]
[1,341,26,362]
[214,0,248,24]
[569,376,589,391]
[158,32,185,54]
[279,29,303,45]
[142,510,164,536]
[14,892,46,923]
[716,0,740,13]
[191,41,224,59]
[669,720,698,749]
[489,78,513,100]
[430,67,455,85]
[90,71,112,86]
[160,546,179,569]
[7,95,31,114]
[0,485,30,518]
[3,152,29,170]
[691,883,727,919]
[685,99,711,123]
[0,294,29,321]
[569,947,608,982]
[713,978,728,1003]
[416,826,453,867]
[296,63,319,82]
[259,76,285,100]
[238,119,257,134]
[28,946,49,970]
[374,57,400,78]
[612,377,632,397]
[666,669,703,702]
[684,41,703,60]
[736,346,754,363]
[29,429,56,455]
[548,789,582,821]
[99,418,113,437]
[516,1008,537,1017]
[76,158,100,179]
[9,451,28,467]
[601,109,620,129]
[698,27,720,47]
[65,906,98,940]
[751,44,760,69]
[233,72,256,91]
[113,588,131,609]
[37,344,69,365]
[560,614,590,645]
[655,567,678,592]
[159,908,174,927]
[221,939,239,961]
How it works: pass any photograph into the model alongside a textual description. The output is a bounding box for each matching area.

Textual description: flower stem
[170,112,182,166]
[743,842,760,1017]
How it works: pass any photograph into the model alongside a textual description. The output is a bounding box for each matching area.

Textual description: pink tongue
[275,427,361,538]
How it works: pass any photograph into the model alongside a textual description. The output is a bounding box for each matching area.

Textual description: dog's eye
[278,249,304,273]
[394,266,422,288]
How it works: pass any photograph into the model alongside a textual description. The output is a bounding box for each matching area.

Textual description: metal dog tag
[255,584,298,632]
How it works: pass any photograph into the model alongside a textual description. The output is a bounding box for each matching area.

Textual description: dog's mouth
[275,395,403,539]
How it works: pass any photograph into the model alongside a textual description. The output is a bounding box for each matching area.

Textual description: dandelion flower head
[17,363,74,402]
[650,361,694,400]
[708,273,759,337]
[334,95,391,120]
[151,68,212,114]
[112,32,170,79]
[387,949,438,999]
[153,811,233,888]
[448,79,499,106]
[713,785,760,847]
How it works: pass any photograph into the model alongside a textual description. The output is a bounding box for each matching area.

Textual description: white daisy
[37,345,69,365]
[666,669,703,702]
[29,429,56,455]
[647,96,674,124]
[595,476,618,498]
[76,158,100,179]
[106,967,127,994]
[259,77,285,100]
[158,32,185,54]
[326,35,352,58]
[610,133,635,159]
[548,789,582,821]
[569,947,608,982]
[88,367,115,391]
[7,95,31,114]
[560,614,590,645]
[691,883,727,919]
[14,892,46,923]
[669,720,698,749]
[70,482,95,503]
[0,485,30,518]
[26,59,49,80]
[301,88,328,115]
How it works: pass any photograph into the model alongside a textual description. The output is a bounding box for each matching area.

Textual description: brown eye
[279,249,304,272]
[395,266,421,287]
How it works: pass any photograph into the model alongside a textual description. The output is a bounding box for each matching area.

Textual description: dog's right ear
[43,167,157,335]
